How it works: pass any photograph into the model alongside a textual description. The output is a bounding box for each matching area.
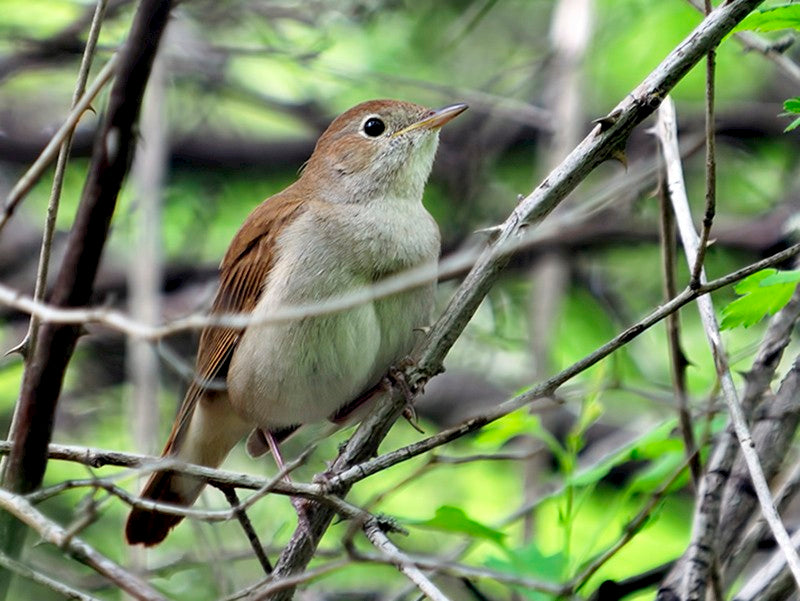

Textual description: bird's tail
[125,469,205,546]
[125,391,251,546]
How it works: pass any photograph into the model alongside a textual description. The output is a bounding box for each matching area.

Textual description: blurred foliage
[1,0,800,599]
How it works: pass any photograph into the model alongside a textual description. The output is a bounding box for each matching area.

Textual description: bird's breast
[227,200,440,430]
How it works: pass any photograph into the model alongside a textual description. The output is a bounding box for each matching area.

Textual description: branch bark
[0,0,174,596]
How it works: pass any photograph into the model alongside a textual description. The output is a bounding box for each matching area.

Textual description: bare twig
[728,457,800,590]
[328,241,800,493]
[364,520,452,601]
[690,0,717,287]
[0,551,104,601]
[220,486,273,575]
[733,529,800,601]
[656,96,800,596]
[0,55,117,233]
[1,0,109,479]
[659,169,700,485]
[685,0,800,85]
[0,489,166,601]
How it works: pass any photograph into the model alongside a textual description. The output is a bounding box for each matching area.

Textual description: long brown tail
[125,469,205,546]
[125,389,252,546]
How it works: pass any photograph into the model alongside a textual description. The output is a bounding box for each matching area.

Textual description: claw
[388,364,424,433]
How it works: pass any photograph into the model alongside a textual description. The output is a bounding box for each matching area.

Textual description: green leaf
[782,98,800,132]
[734,4,800,32]
[486,544,566,599]
[566,420,677,488]
[785,98,800,114]
[759,270,800,286]
[407,506,506,546]
[785,116,800,133]
[720,269,798,329]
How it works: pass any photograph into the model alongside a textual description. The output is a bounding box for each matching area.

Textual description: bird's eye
[363,117,386,137]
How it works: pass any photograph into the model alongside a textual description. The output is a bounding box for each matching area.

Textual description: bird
[125,99,468,546]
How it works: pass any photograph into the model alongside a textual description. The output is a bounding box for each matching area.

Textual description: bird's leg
[387,362,424,434]
[265,430,310,531]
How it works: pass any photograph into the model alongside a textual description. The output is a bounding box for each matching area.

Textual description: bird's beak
[392,103,468,138]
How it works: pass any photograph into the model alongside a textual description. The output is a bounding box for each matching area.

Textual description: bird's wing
[161,192,307,454]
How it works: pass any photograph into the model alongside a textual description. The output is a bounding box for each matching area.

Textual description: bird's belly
[228,298,382,429]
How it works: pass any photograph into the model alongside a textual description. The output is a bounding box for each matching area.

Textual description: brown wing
[162,190,307,454]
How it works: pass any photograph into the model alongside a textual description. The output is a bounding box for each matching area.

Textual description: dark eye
[363,117,385,137]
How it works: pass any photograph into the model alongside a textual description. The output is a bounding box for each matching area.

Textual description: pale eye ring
[363,117,386,137]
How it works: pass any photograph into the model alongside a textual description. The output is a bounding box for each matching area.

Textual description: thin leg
[265,430,309,530]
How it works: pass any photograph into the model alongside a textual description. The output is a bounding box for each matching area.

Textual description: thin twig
[327,241,800,492]
[0,0,110,483]
[659,167,700,485]
[0,551,103,601]
[728,456,800,590]
[364,520,453,601]
[0,489,166,601]
[656,96,800,595]
[690,0,716,287]
[0,55,117,233]
[220,486,273,575]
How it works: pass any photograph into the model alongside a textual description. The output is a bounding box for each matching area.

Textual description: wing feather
[162,191,306,454]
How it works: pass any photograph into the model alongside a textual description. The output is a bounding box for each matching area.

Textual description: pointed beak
[392,103,468,138]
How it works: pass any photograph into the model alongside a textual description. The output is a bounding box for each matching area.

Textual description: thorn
[376,514,409,536]
[84,104,97,116]
[610,147,628,169]
[4,337,29,359]
[474,224,503,241]
[413,325,432,336]
[593,108,623,132]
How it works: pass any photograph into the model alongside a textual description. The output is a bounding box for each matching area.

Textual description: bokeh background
[1,0,799,599]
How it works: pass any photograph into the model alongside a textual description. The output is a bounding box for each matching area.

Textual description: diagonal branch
[259,2,767,598]
[0,489,166,601]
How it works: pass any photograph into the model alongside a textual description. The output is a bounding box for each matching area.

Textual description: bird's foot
[387,362,424,434]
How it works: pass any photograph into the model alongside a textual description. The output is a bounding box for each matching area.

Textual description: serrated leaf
[407,506,506,546]
[721,269,797,329]
[734,4,800,32]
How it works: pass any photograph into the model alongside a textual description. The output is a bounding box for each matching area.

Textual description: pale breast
[227,199,440,430]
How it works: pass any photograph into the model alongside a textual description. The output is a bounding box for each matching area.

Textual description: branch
[258,2,767,597]
[0,551,103,601]
[655,96,800,598]
[0,2,175,591]
[0,55,118,234]
[363,520,452,601]
[0,489,166,601]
